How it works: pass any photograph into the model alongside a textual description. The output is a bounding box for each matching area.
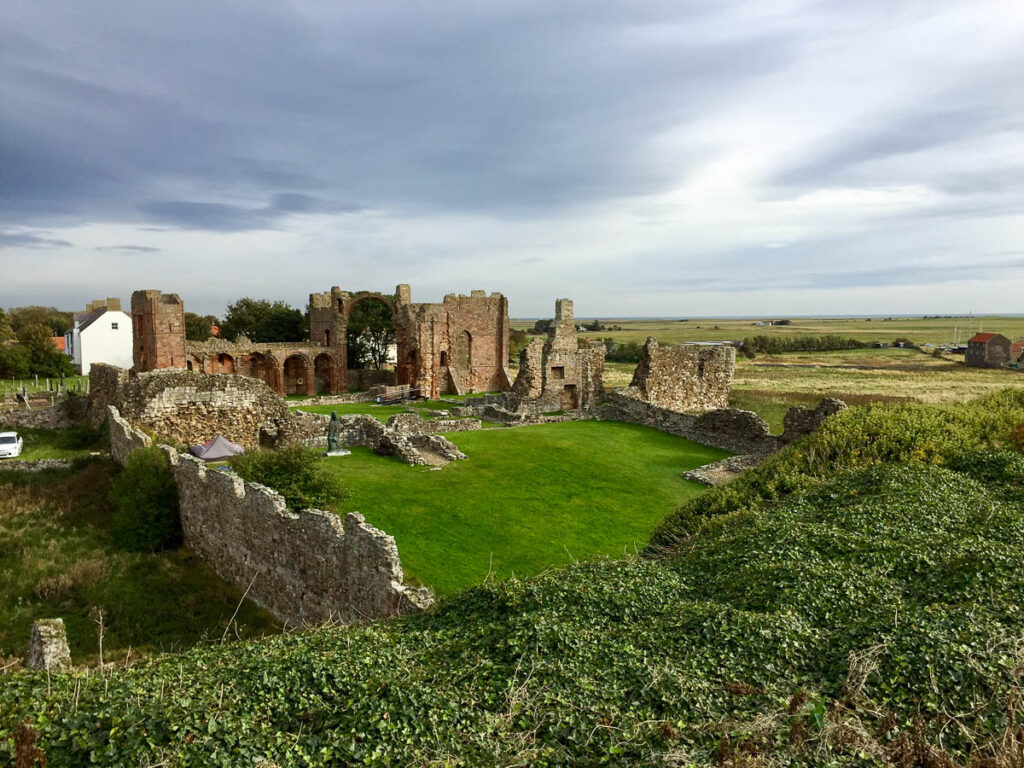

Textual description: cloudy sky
[2,0,1022,317]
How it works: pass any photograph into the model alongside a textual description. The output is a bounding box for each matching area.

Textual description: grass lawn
[292,402,411,421]
[327,420,726,595]
[5,426,108,461]
[0,461,278,664]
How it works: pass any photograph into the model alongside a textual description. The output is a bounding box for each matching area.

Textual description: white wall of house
[64,310,134,374]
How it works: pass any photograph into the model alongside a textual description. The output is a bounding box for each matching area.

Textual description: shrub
[108,447,181,552]
[1011,421,1024,452]
[231,446,348,511]
[649,388,1024,548]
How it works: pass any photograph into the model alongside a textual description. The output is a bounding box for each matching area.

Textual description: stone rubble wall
[0,395,87,430]
[629,338,735,411]
[681,454,767,487]
[107,406,153,464]
[89,365,290,449]
[0,458,75,473]
[163,446,433,626]
[598,391,846,455]
[386,411,481,435]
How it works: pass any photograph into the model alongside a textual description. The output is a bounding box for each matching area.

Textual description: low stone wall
[681,454,767,486]
[0,395,87,430]
[164,447,433,626]
[108,406,153,464]
[274,411,330,448]
[386,412,481,435]
[599,391,847,454]
[0,458,75,473]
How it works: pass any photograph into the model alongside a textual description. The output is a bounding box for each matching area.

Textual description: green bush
[108,447,181,552]
[230,446,348,511]
[648,388,1024,548]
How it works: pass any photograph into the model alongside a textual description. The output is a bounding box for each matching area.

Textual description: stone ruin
[506,299,606,414]
[625,337,735,411]
[132,284,512,400]
[26,619,72,671]
[88,363,291,449]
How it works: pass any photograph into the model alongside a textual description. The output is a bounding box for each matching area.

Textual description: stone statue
[325,410,350,456]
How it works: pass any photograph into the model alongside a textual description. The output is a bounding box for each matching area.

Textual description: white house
[64,297,134,374]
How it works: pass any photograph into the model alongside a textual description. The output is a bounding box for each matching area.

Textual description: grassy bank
[330,420,726,594]
[0,460,278,664]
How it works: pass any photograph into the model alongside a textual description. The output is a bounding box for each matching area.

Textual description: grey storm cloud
[1,0,1023,314]
[0,0,798,230]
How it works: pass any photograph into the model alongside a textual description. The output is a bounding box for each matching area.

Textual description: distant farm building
[965,333,1011,369]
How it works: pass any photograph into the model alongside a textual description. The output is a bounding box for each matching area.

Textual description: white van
[0,431,24,459]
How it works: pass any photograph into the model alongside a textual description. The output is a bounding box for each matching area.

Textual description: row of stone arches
[187,350,341,395]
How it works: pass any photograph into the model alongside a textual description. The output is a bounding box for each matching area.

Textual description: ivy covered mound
[4,452,1024,766]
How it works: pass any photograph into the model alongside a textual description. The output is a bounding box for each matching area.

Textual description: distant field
[329,421,724,595]
[513,315,1024,346]
[602,345,1024,432]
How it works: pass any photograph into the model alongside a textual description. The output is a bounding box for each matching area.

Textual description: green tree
[531,318,552,335]
[0,344,31,378]
[184,312,219,341]
[0,308,13,344]
[8,305,73,336]
[219,298,304,343]
[231,446,348,512]
[346,298,395,370]
[108,447,181,552]
[18,323,74,377]
[509,329,530,363]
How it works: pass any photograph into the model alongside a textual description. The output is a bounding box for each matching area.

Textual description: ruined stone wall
[386,412,481,435]
[599,391,846,455]
[0,395,86,430]
[131,290,186,371]
[107,406,152,464]
[508,299,606,414]
[85,364,130,428]
[90,365,290,448]
[629,338,735,411]
[164,447,432,626]
[403,290,511,399]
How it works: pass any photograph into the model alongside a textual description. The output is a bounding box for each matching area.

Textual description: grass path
[326,420,725,594]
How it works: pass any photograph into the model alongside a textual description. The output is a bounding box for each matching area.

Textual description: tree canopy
[346,298,395,370]
[184,312,219,341]
[218,298,304,343]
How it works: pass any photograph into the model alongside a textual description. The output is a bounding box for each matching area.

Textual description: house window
[111,322,119,330]
[550,366,565,380]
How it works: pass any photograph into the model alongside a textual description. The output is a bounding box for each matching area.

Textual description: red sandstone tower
[131,290,186,371]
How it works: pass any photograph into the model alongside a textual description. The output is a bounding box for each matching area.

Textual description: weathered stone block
[26,618,72,671]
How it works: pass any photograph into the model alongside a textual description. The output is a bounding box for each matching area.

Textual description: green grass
[0,375,89,398]
[5,426,107,461]
[291,402,410,421]
[328,420,726,594]
[0,461,278,664]
[6,454,1024,766]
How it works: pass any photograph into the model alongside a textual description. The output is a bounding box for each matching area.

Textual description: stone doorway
[560,384,579,410]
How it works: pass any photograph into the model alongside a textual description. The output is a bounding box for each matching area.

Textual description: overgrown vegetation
[741,333,867,355]
[108,447,181,552]
[650,388,1024,547]
[9,425,106,461]
[4,445,1024,765]
[231,446,348,512]
[0,460,277,665]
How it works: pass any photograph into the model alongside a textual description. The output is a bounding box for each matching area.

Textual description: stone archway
[314,353,334,394]
[217,353,235,374]
[439,350,449,367]
[283,354,310,395]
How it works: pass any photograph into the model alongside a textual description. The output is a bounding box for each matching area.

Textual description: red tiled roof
[51,336,66,351]
[969,333,998,343]
[1013,341,1024,355]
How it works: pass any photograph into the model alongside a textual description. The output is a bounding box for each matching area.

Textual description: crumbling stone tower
[131,290,186,371]
[509,298,605,413]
